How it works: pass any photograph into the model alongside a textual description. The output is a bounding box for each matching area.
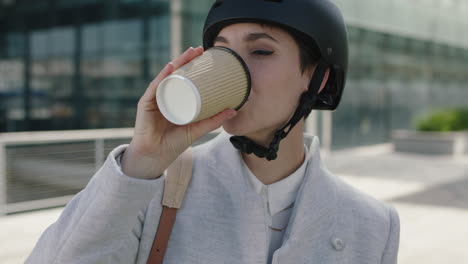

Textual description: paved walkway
[1,144,468,263]
[325,144,468,263]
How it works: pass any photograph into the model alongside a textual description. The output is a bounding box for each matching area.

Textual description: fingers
[141,46,204,104]
[171,46,204,69]
[190,109,237,141]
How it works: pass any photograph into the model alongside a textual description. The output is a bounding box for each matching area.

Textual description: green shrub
[416,108,468,132]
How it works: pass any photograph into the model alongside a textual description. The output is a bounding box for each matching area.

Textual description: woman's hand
[121,46,237,179]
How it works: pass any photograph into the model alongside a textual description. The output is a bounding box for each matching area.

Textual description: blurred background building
[1,0,468,150]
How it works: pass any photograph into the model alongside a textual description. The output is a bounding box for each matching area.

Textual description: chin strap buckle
[229,129,288,161]
[230,60,329,161]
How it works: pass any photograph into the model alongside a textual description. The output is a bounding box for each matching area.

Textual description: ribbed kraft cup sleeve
[171,47,250,123]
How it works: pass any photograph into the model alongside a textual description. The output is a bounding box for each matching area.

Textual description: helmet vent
[213,0,224,8]
[263,0,283,3]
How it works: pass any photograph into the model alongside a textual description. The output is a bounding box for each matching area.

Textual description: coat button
[330,237,345,251]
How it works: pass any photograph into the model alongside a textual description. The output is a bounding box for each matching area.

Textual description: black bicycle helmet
[202,0,349,160]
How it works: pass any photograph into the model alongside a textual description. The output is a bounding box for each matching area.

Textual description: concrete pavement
[325,144,468,263]
[1,144,467,263]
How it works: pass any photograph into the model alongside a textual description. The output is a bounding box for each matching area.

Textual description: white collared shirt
[241,145,310,263]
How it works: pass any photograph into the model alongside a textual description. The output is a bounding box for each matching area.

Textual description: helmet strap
[230,61,330,161]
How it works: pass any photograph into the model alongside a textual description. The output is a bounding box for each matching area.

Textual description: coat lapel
[207,132,340,240]
[273,136,340,263]
[203,131,253,193]
[203,132,342,263]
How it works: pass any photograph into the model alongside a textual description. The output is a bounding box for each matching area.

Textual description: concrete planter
[392,130,468,156]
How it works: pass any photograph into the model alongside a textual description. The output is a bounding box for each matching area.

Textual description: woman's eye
[252,50,274,56]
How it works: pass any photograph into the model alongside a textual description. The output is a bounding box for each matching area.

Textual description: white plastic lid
[156,75,201,125]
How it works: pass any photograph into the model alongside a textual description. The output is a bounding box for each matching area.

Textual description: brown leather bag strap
[147,148,193,264]
[146,206,177,264]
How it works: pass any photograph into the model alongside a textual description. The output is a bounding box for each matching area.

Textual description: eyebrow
[214,33,279,44]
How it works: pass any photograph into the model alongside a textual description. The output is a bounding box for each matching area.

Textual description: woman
[27,0,400,263]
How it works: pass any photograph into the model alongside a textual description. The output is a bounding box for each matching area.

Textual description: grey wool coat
[26,132,400,264]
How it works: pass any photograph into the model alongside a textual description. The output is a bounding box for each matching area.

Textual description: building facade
[1,0,467,149]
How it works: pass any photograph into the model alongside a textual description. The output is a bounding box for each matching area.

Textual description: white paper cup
[156,47,251,125]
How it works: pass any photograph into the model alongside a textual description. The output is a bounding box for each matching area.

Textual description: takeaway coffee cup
[156,47,251,125]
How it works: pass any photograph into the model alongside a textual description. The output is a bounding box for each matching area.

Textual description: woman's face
[214,23,314,140]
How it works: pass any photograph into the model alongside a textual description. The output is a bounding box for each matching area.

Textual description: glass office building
[0,0,171,132]
[1,0,467,149]
[331,0,468,149]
